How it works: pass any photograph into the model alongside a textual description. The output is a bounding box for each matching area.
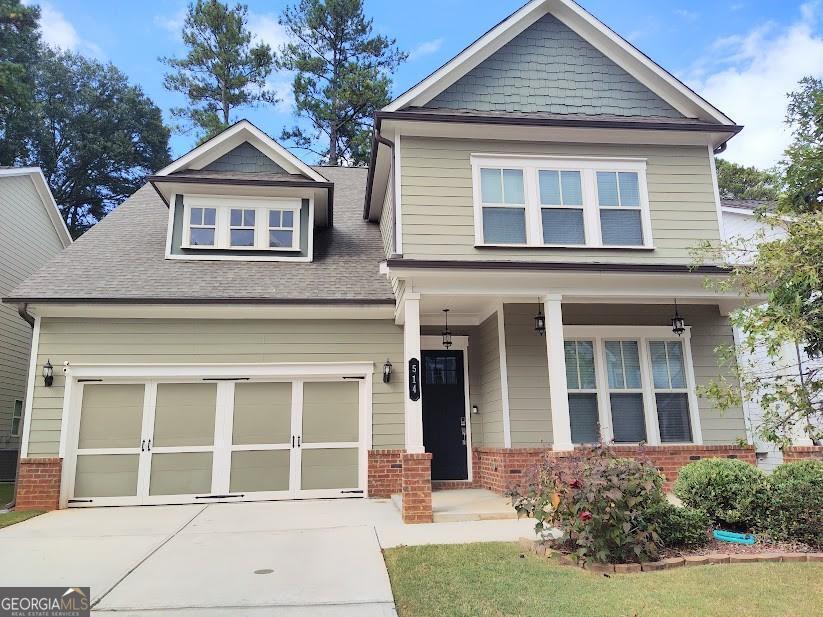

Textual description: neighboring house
[9,0,801,520]
[721,199,820,471]
[0,167,71,482]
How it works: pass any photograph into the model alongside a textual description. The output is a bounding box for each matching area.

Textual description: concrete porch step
[391,489,518,523]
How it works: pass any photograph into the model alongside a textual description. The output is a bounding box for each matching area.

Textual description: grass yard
[0,509,44,529]
[0,483,13,506]
[384,542,823,617]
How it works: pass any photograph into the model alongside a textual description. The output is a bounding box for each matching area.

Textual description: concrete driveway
[0,498,532,615]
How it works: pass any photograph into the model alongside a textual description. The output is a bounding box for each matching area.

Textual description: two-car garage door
[65,374,366,507]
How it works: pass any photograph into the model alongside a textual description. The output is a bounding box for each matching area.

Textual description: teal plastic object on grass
[713,530,756,545]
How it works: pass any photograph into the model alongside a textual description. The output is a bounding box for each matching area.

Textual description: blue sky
[30,0,823,168]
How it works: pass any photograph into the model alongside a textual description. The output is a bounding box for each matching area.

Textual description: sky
[27,0,823,169]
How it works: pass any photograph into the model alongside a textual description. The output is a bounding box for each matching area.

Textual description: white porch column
[403,293,425,453]
[544,295,573,451]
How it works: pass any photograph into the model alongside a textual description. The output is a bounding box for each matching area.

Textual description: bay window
[471,155,652,248]
[562,327,702,446]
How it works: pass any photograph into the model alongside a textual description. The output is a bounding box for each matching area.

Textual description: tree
[277,0,406,165]
[161,0,277,141]
[25,50,171,237]
[698,77,823,447]
[715,158,780,201]
[0,0,41,163]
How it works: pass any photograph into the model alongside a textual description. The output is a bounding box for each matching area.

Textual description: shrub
[510,444,665,564]
[673,458,767,530]
[645,501,710,548]
[763,460,823,547]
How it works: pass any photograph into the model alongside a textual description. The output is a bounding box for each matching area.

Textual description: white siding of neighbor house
[0,175,66,451]
[26,318,405,456]
[400,137,722,264]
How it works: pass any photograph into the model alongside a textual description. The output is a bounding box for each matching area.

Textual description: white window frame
[648,339,695,443]
[470,154,654,249]
[182,195,302,252]
[228,207,257,248]
[563,326,702,446]
[11,399,22,437]
[564,339,608,444]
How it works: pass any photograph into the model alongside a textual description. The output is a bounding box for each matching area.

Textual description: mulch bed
[660,535,817,559]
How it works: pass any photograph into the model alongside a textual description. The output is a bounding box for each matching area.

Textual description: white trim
[155,121,328,182]
[62,362,374,380]
[562,325,701,446]
[496,303,513,448]
[544,296,573,451]
[420,335,474,482]
[403,295,424,452]
[0,167,72,248]
[393,129,403,255]
[709,145,726,243]
[470,154,653,249]
[384,0,734,125]
[19,317,41,458]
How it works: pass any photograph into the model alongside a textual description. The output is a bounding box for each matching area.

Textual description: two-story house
[6,0,772,521]
[0,167,71,488]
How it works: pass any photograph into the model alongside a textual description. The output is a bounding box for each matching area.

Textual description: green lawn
[0,509,44,529]
[0,483,13,507]
[384,542,823,617]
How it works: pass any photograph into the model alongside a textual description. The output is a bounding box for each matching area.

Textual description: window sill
[182,244,301,253]
[474,243,656,250]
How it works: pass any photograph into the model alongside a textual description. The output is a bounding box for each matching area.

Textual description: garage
[59,363,372,507]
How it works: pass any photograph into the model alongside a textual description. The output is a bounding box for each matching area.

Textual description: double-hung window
[564,340,599,443]
[183,196,301,252]
[604,340,647,443]
[11,399,22,437]
[471,156,651,249]
[479,168,527,244]
[649,340,693,442]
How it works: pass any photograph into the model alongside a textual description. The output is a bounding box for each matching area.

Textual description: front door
[422,350,468,481]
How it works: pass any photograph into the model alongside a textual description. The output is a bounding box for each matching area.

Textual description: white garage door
[66,373,367,507]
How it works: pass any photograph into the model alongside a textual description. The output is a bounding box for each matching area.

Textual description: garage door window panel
[153,383,216,447]
[232,382,292,445]
[230,450,290,493]
[149,452,213,496]
[78,384,145,449]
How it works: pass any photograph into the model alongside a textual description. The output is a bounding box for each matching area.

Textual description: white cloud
[409,37,443,61]
[685,2,823,168]
[153,8,186,36]
[30,1,103,57]
[248,14,290,52]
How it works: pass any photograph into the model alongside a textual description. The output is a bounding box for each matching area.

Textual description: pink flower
[579,511,592,522]
[569,479,581,489]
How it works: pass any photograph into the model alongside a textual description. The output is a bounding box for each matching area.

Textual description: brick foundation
[16,457,62,511]
[401,452,433,524]
[474,445,756,493]
[782,445,823,463]
[367,449,404,498]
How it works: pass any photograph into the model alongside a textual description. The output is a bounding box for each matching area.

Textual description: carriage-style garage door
[65,371,367,507]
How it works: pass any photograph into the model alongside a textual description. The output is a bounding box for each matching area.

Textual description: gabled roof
[156,120,329,183]
[0,167,72,247]
[721,199,775,213]
[384,0,735,126]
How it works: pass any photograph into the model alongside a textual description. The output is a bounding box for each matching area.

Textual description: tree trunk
[329,123,338,166]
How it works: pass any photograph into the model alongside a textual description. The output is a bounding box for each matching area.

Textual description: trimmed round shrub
[645,501,710,548]
[763,460,823,547]
[673,458,767,530]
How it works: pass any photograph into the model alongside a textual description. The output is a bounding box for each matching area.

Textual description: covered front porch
[381,262,755,522]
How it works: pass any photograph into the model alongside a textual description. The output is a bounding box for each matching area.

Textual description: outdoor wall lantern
[43,359,54,387]
[534,300,546,336]
[472,404,479,415]
[441,308,453,349]
[383,359,393,383]
[671,300,686,336]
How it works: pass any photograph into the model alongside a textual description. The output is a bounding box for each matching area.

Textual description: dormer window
[182,196,302,252]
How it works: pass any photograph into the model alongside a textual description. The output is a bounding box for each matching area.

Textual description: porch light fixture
[472,404,479,415]
[671,300,686,336]
[383,359,393,383]
[43,359,54,387]
[441,308,453,349]
[534,300,546,336]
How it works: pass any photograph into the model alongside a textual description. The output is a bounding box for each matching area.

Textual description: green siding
[28,318,405,456]
[203,142,287,174]
[499,303,747,447]
[424,14,682,118]
[400,137,721,265]
[467,313,504,447]
[0,175,65,450]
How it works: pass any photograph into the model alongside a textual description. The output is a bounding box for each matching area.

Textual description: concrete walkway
[0,498,533,615]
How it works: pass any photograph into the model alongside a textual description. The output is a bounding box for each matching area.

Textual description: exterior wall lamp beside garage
[43,359,54,387]
[383,359,393,383]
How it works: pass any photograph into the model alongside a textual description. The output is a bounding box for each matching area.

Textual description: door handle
[141,440,145,452]
[147,439,151,451]
[292,435,295,448]
[297,436,301,447]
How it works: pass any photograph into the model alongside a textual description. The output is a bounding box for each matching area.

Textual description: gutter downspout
[7,304,35,510]
[713,142,727,155]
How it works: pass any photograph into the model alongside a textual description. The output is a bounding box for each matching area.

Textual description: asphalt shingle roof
[721,199,774,211]
[6,166,394,304]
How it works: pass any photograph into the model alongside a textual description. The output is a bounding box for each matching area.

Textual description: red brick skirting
[367,449,404,498]
[401,452,433,524]
[16,457,62,511]
[475,445,756,493]
[782,445,823,462]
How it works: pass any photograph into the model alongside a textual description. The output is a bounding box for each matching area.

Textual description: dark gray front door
[422,350,468,481]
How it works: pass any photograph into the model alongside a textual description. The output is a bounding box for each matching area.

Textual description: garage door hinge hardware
[68,499,93,503]
[340,490,364,494]
[202,377,251,381]
[196,494,244,499]
[342,376,365,380]
[77,378,103,383]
